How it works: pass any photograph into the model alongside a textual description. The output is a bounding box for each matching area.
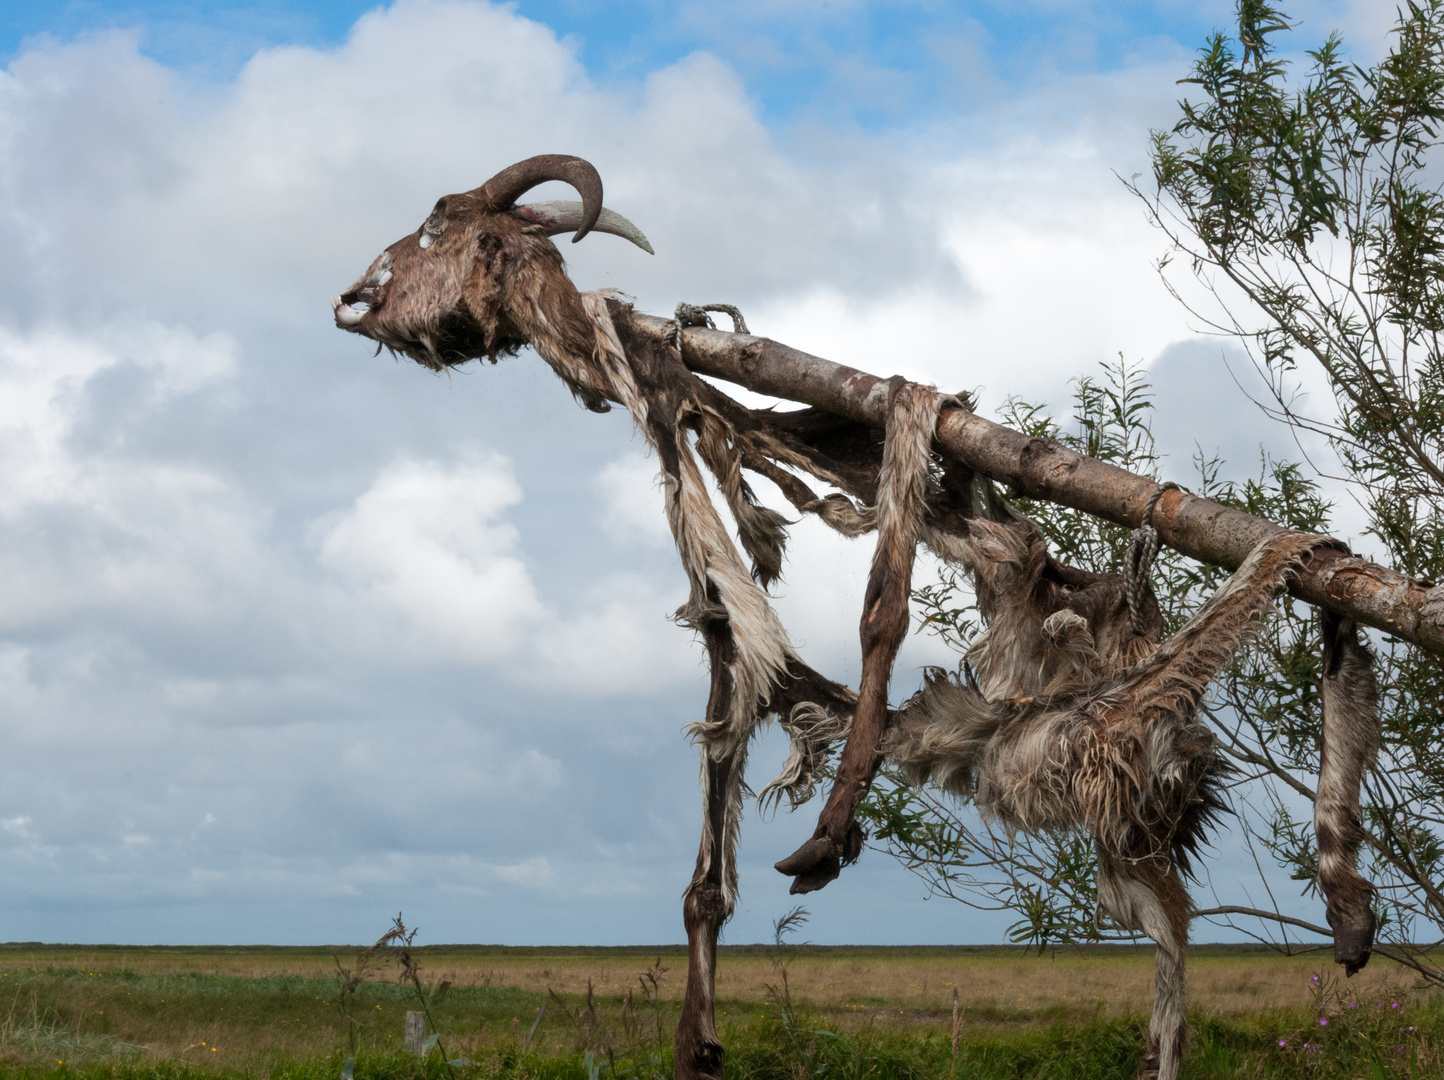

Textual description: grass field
[0,942,1435,1077]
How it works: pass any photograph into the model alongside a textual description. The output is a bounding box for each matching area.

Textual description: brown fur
[776,380,952,892]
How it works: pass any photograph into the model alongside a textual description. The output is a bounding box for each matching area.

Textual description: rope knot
[1124,482,1181,637]
[668,302,749,354]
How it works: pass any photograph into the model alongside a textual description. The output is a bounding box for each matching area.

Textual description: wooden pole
[404,1010,426,1054]
[625,311,1444,658]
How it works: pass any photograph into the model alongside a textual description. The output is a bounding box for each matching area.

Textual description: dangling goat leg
[1315,608,1380,975]
[1096,851,1191,1080]
[676,610,746,1080]
[777,380,947,893]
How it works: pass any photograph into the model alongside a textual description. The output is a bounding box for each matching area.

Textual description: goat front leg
[1316,609,1380,975]
[776,379,934,893]
[773,565,907,892]
[1097,854,1190,1080]
[676,621,746,1080]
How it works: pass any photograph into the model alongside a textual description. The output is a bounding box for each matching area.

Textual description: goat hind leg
[1098,855,1190,1080]
[1316,610,1380,975]
[676,623,747,1080]
[676,752,741,1080]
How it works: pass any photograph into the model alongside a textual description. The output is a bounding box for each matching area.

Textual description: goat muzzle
[331,296,366,328]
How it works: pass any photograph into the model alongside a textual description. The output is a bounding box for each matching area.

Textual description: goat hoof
[674,1035,724,1080]
[1334,924,1375,976]
[1133,1046,1160,1080]
[1329,906,1375,976]
[788,862,839,894]
[775,836,840,893]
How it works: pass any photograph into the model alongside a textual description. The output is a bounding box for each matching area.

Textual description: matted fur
[884,530,1369,1080]
[758,702,856,812]
[1316,610,1380,975]
[923,516,1160,701]
[888,532,1319,868]
[578,294,797,912]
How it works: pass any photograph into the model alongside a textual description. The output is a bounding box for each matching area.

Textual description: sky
[0,0,1404,948]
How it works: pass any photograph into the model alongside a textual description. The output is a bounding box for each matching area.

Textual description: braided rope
[668,302,749,354]
[1124,481,1181,636]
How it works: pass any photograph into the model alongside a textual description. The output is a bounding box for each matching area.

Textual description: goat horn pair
[473,154,604,243]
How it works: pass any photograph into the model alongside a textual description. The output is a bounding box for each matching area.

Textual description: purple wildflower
[1310,975,1320,985]
[1278,1039,1287,1047]
[1319,1017,1329,1026]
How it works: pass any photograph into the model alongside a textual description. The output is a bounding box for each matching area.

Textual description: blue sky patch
[5,0,1242,127]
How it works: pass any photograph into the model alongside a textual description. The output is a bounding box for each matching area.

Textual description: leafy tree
[864,2,1444,980]
[1145,0,1444,977]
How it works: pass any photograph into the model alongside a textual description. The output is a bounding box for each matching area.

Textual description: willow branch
[1193,905,1332,938]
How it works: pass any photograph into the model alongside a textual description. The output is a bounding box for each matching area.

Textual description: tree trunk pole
[628,312,1444,658]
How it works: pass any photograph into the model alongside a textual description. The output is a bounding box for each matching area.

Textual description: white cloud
[599,452,671,550]
[491,856,554,889]
[310,450,699,694]
[0,0,1357,945]
[315,452,545,660]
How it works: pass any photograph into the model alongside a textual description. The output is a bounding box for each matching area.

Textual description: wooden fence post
[404,1010,426,1054]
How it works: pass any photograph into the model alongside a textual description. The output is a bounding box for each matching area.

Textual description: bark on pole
[628,312,1444,658]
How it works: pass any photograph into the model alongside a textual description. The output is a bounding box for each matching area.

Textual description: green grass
[0,947,1436,1078]
[2,1013,1436,1080]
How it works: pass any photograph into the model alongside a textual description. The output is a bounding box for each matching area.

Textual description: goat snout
[331,296,366,328]
[333,255,394,329]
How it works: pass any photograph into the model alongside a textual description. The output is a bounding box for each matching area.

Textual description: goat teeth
[332,298,365,327]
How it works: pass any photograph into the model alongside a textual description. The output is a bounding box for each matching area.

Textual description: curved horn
[473,155,603,242]
[512,201,654,255]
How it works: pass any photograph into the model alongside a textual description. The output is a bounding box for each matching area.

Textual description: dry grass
[0,943,1435,1076]
[0,942,1422,1024]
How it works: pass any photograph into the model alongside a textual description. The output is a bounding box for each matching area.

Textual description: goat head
[332,154,651,371]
